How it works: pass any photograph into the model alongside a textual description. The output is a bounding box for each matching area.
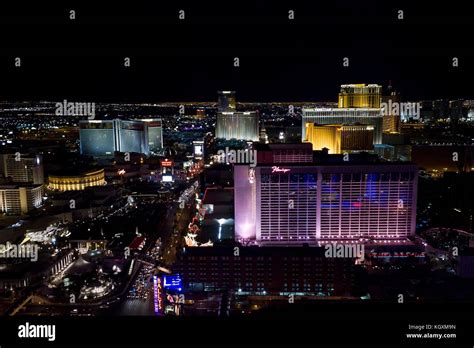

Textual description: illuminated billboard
[193,140,204,159]
[163,274,183,292]
[162,175,173,182]
[161,159,173,167]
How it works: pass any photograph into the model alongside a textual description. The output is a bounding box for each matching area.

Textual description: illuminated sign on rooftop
[271,166,291,174]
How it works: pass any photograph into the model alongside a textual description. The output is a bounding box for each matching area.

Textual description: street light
[216,218,228,240]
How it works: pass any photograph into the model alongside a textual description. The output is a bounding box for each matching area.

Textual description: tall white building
[215,111,259,141]
[0,154,44,185]
[234,162,418,245]
[0,185,43,215]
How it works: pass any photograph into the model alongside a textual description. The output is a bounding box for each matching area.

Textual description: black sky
[0,0,473,102]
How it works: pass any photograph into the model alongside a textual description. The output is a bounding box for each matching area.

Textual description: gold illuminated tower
[382,92,401,133]
[338,84,382,108]
[305,123,374,153]
[304,123,342,153]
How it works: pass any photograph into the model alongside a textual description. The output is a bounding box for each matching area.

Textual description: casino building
[304,123,374,153]
[215,111,259,141]
[48,168,106,192]
[0,184,43,215]
[234,158,418,245]
[142,119,163,155]
[79,119,163,157]
[174,244,357,296]
[338,84,382,108]
[302,84,384,144]
[302,108,383,144]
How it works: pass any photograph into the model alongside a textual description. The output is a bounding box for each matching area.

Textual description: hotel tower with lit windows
[302,84,384,145]
[215,90,259,141]
[234,159,418,245]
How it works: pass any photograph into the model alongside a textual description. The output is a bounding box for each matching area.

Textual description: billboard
[161,160,173,167]
[163,274,183,292]
[162,175,173,182]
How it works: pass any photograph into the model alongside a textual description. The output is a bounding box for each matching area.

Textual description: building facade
[79,119,157,157]
[215,111,259,141]
[338,84,382,108]
[79,120,117,157]
[234,162,418,244]
[118,120,149,155]
[0,185,43,214]
[143,119,163,155]
[255,143,314,164]
[382,92,401,133]
[304,124,342,153]
[303,84,383,144]
[304,123,374,153]
[0,154,44,185]
[174,245,356,296]
[301,109,383,144]
[340,125,374,152]
[48,168,106,192]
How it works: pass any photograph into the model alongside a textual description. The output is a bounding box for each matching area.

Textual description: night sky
[0,0,473,102]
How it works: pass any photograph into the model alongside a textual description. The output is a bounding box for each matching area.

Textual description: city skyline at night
[1,1,474,346]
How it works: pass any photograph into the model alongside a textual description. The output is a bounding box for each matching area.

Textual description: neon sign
[271,166,291,173]
[248,168,255,183]
[161,159,173,167]
[153,275,164,314]
[163,275,183,292]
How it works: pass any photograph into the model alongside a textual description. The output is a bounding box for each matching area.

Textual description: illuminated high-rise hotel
[382,92,401,133]
[234,159,417,244]
[79,120,117,157]
[340,125,374,152]
[302,84,383,144]
[142,118,163,155]
[0,154,44,185]
[304,124,342,153]
[119,120,149,155]
[215,111,259,141]
[80,119,158,157]
[0,184,43,214]
[304,123,374,153]
[302,108,383,144]
[215,90,259,141]
[338,84,382,108]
